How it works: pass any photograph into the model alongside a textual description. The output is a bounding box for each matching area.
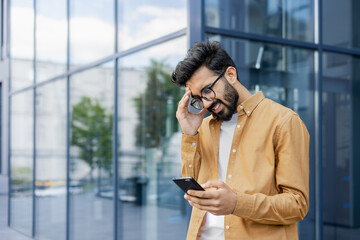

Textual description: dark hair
[171,41,237,86]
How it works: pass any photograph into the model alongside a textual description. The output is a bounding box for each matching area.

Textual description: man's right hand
[176,87,207,136]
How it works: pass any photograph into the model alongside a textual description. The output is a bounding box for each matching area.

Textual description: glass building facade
[0,0,359,239]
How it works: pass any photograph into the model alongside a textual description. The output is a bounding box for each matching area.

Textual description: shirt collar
[209,91,265,124]
[237,91,265,117]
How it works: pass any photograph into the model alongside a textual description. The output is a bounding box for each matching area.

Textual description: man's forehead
[185,67,217,94]
[186,67,215,85]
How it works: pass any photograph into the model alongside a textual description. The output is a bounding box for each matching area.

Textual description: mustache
[207,100,223,112]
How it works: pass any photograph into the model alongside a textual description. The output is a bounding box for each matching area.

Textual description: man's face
[186,66,239,121]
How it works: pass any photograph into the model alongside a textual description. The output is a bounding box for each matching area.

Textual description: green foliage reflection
[71,96,113,180]
[133,59,182,148]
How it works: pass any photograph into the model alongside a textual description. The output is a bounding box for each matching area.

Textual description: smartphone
[172,177,205,193]
[188,95,202,114]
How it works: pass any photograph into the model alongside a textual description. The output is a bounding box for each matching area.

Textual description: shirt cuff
[232,192,255,219]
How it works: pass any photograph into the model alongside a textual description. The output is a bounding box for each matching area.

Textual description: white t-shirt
[199,113,238,240]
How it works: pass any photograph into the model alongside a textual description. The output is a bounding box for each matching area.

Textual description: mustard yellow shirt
[181,91,310,240]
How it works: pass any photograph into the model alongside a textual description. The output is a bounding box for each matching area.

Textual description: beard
[208,80,239,121]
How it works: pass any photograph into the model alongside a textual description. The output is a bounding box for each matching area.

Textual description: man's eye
[202,88,212,95]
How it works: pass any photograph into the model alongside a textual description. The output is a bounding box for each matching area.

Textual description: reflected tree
[133,59,183,207]
[71,96,113,187]
[133,59,182,149]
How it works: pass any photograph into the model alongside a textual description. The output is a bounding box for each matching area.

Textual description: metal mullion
[114,58,121,240]
[2,0,10,62]
[66,0,70,239]
[113,0,120,239]
[7,0,11,228]
[7,0,10,92]
[65,75,70,240]
[0,82,2,174]
[31,0,37,237]
[187,0,204,46]
[1,0,3,61]
[7,94,11,226]
[314,0,323,239]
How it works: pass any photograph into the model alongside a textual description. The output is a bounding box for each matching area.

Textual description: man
[171,41,309,240]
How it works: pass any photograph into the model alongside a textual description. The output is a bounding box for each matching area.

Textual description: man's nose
[202,98,214,109]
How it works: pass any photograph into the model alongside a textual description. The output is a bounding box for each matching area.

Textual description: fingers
[199,107,208,118]
[176,88,191,118]
[187,189,212,199]
[185,181,237,216]
[185,195,222,215]
[179,87,191,108]
[202,180,225,190]
[185,193,218,206]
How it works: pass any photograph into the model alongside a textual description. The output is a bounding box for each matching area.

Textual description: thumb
[199,108,207,118]
[202,180,223,190]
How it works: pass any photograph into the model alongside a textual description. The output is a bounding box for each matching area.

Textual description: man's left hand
[184,181,237,215]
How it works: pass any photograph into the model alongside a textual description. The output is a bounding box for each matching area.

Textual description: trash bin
[135,177,148,206]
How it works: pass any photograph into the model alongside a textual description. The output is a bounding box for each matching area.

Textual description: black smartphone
[188,95,202,114]
[172,177,205,193]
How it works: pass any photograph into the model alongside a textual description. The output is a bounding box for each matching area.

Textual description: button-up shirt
[181,91,310,240]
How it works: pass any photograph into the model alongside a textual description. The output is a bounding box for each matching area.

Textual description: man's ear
[225,66,238,85]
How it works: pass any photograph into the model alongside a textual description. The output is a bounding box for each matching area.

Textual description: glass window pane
[205,0,314,42]
[69,62,114,240]
[10,90,34,236]
[117,0,187,51]
[70,0,114,68]
[117,37,187,240]
[1,1,5,59]
[35,79,66,240]
[323,1,360,50]
[322,52,360,239]
[36,0,67,82]
[207,34,316,239]
[10,0,34,90]
[10,59,34,92]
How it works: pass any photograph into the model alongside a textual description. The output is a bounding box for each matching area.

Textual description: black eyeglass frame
[190,69,227,110]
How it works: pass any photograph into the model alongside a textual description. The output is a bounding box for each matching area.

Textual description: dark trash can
[135,177,148,206]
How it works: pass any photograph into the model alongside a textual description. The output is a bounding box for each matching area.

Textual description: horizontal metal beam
[205,26,318,50]
[322,45,360,57]
[205,26,360,57]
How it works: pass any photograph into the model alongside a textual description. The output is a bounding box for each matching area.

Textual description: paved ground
[0,194,32,240]
[0,189,190,240]
[2,175,359,240]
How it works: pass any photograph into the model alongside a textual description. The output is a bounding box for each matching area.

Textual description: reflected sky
[10,0,187,66]
[119,36,186,70]
[10,1,34,59]
[118,0,186,50]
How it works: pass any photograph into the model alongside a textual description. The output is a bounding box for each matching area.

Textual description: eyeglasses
[190,69,226,110]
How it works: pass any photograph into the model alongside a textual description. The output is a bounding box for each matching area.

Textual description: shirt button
[232,149,236,153]
[192,142,196,146]
[237,125,240,128]
[228,174,232,179]
[246,110,250,115]
[240,105,244,109]
[226,225,230,230]
[189,164,192,168]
